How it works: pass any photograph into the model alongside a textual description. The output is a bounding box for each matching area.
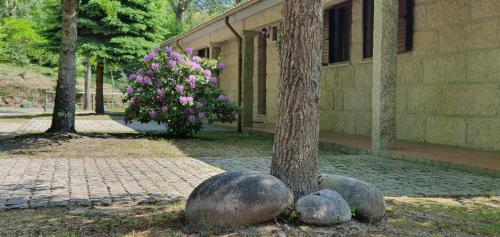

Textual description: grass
[0,197,498,236]
[0,123,342,158]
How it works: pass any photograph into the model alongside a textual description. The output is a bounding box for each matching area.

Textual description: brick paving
[1,155,499,210]
[199,155,500,197]
[0,157,222,209]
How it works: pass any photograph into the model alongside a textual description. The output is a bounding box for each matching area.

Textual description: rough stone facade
[171,0,500,151]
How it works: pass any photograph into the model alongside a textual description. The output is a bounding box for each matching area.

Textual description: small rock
[296,189,351,225]
[318,174,385,222]
[185,171,293,232]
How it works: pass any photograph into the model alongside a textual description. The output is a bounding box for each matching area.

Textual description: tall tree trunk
[47,0,79,133]
[83,59,92,110]
[95,57,105,114]
[270,0,323,200]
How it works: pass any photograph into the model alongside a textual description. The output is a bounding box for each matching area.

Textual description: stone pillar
[242,31,256,127]
[372,0,398,153]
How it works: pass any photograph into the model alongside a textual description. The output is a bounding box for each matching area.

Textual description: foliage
[123,46,238,137]
[0,17,47,65]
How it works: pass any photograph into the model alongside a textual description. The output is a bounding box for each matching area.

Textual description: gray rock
[296,189,351,225]
[318,174,386,222]
[185,171,293,232]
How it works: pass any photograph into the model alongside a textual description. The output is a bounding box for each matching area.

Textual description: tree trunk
[95,57,105,114]
[83,59,92,110]
[270,0,323,200]
[47,0,79,133]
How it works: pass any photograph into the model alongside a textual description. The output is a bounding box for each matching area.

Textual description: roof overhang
[164,0,283,45]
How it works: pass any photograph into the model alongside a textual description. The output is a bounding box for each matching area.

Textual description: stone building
[166,0,500,153]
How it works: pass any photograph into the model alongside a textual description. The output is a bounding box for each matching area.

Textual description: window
[271,26,278,42]
[363,0,414,58]
[196,47,210,58]
[323,1,352,65]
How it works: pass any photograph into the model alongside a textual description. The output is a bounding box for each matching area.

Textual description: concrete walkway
[15,119,167,133]
[238,123,500,176]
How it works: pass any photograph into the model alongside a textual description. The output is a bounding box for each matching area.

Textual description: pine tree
[271,0,323,200]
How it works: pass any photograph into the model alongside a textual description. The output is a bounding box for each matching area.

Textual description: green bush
[20,101,33,108]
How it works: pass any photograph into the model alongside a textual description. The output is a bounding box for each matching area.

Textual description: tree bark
[95,57,105,114]
[83,59,92,110]
[270,0,323,200]
[47,0,79,133]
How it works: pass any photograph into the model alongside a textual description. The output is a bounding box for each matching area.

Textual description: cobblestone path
[16,119,166,133]
[199,156,500,197]
[1,155,499,209]
[0,157,222,209]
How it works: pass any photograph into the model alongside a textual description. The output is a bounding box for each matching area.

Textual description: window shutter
[363,0,374,58]
[398,0,413,53]
[322,9,330,65]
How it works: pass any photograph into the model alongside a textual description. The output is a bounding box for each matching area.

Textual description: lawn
[0,129,343,158]
[0,197,498,236]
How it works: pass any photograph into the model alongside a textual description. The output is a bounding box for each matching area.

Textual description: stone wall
[174,0,500,151]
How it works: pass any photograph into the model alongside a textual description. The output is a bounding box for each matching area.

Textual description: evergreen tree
[44,0,172,113]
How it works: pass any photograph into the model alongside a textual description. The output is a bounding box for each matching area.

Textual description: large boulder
[185,171,293,232]
[296,189,351,225]
[318,174,385,222]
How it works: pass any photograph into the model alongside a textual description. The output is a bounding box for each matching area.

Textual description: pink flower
[219,62,225,70]
[126,86,134,95]
[192,56,201,62]
[167,60,176,67]
[188,75,196,89]
[179,96,193,105]
[161,106,169,113]
[157,87,164,95]
[176,85,184,94]
[198,112,206,120]
[143,76,152,85]
[188,114,196,123]
[151,63,160,71]
[185,48,193,56]
[136,75,144,83]
[164,46,173,54]
[196,102,204,109]
[217,95,229,101]
[144,51,157,61]
[204,69,212,77]
[149,111,157,118]
[210,76,218,84]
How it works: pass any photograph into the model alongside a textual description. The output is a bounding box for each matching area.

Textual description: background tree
[0,17,47,65]
[270,0,323,199]
[168,0,193,31]
[47,0,79,133]
[77,0,171,113]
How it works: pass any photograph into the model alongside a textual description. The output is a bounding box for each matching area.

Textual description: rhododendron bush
[123,46,238,137]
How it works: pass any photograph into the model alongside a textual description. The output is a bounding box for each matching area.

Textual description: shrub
[123,46,238,137]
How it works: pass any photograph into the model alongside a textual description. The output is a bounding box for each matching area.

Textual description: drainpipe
[225,16,243,133]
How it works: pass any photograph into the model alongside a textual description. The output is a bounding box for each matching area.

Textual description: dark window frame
[363,0,414,58]
[196,47,210,58]
[326,1,352,64]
